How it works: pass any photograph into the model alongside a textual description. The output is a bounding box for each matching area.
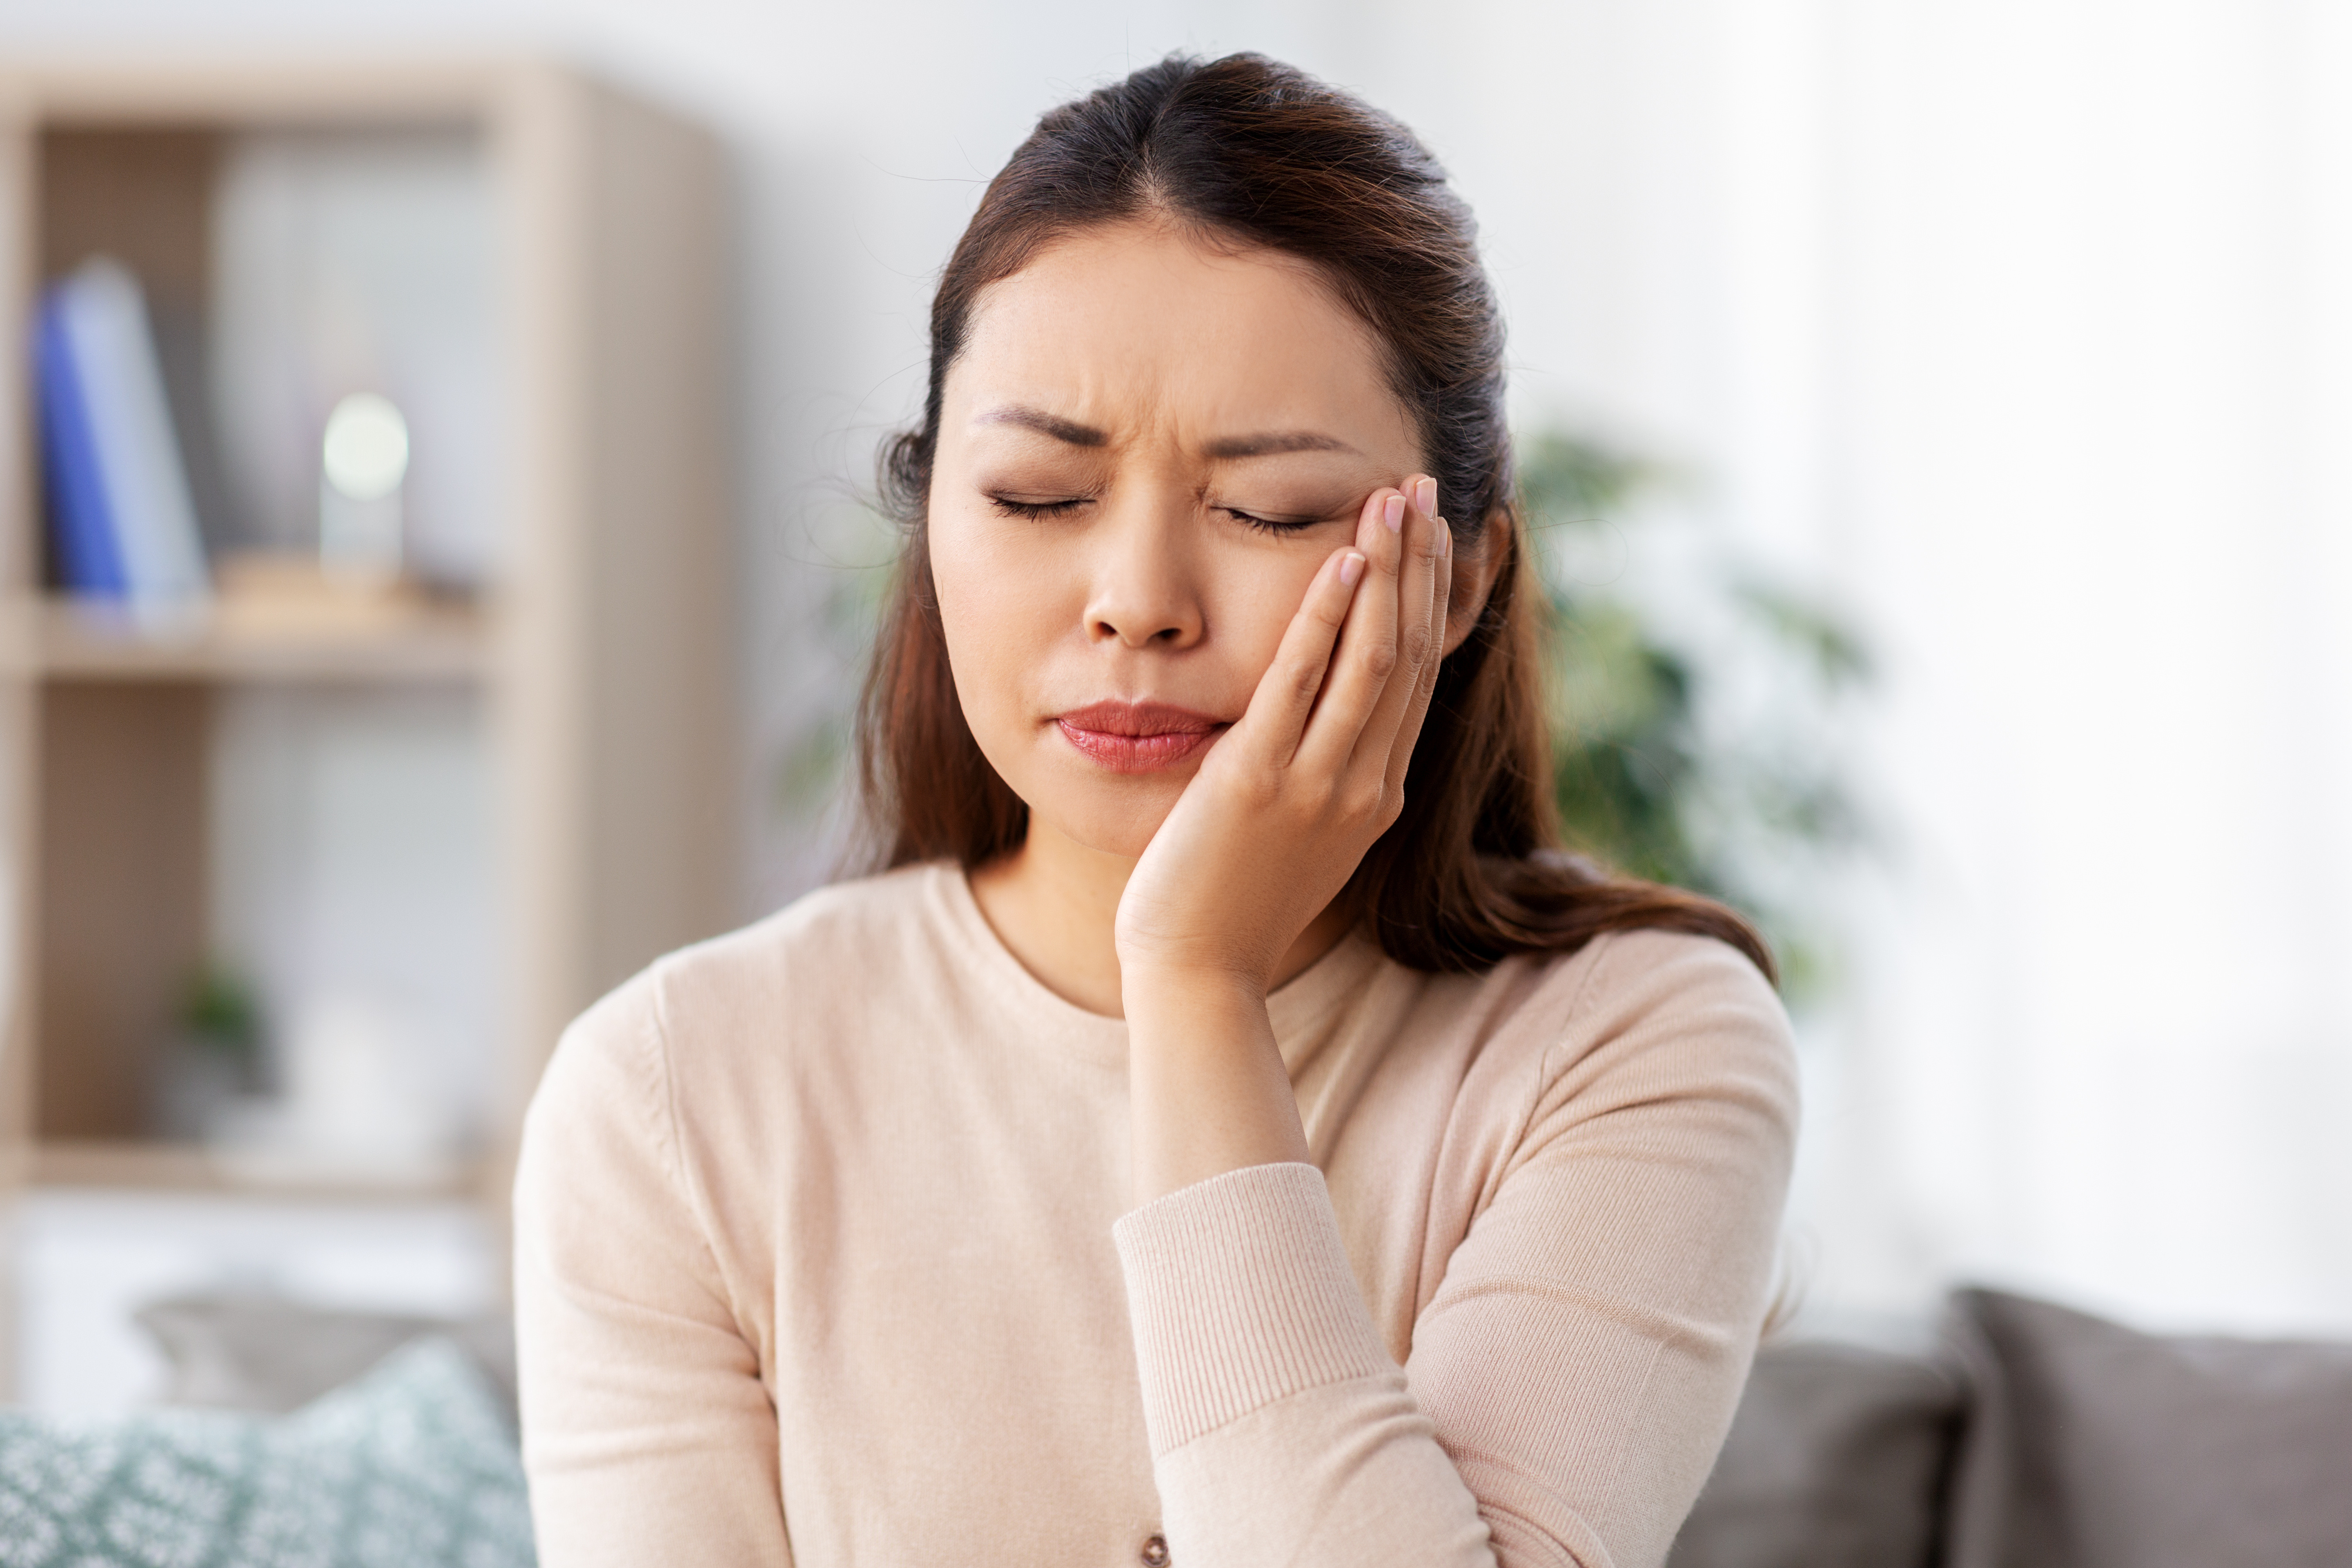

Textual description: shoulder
[529,862,959,1120]
[641,860,957,1027]
[1559,927,1790,1052]
[1479,927,1798,1137]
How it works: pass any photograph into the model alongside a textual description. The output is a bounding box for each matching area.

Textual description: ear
[1442,509,1512,656]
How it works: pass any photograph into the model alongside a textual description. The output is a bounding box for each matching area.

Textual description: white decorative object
[217,993,457,1185]
[210,128,500,587]
[318,391,408,583]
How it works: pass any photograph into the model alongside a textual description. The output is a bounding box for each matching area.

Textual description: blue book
[34,287,129,598]
[36,259,209,621]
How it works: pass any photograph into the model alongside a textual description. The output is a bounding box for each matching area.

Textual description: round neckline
[927,862,1386,1064]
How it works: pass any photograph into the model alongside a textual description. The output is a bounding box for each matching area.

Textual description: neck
[967,818,1353,1018]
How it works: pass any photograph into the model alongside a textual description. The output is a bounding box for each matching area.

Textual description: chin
[1025,773,1184,860]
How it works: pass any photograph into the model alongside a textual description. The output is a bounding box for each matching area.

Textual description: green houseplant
[1518,428,1871,1000]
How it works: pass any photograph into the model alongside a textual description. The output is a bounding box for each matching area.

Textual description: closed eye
[1224,507,1322,536]
[988,494,1325,533]
[989,495,1091,521]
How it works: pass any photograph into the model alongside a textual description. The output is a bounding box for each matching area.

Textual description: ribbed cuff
[1113,1162,1392,1456]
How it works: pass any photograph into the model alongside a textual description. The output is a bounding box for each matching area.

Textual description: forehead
[945,222,1419,456]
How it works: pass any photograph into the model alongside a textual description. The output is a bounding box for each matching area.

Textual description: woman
[516,53,1796,1568]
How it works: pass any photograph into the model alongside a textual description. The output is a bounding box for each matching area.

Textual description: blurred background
[1,0,2347,1415]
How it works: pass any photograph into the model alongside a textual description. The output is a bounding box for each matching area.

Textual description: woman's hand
[1117,474,1453,989]
[1118,476,1452,1203]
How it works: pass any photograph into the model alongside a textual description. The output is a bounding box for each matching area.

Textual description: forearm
[1117,978,1505,1564]
[1113,1163,1506,1568]
[1123,970,1311,1206]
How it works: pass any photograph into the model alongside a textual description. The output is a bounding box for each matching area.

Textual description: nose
[1082,497,1203,650]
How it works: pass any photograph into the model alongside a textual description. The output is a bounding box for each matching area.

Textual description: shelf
[0,598,490,684]
[0,59,734,1403]
[20,1139,479,1203]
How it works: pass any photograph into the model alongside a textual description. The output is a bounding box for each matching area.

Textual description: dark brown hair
[858,52,1774,982]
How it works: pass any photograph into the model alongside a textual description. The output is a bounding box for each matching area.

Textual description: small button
[1140,1534,1170,1567]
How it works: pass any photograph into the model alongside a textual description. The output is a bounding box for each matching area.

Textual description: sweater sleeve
[1112,934,1798,1568]
[512,969,794,1568]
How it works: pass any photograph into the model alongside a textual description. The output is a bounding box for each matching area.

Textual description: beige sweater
[513,862,1797,1568]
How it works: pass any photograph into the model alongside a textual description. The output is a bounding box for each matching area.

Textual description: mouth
[1053,699,1225,774]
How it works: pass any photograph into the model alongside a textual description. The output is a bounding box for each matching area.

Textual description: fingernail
[1414,478,1438,516]
[1339,551,1365,586]
[1383,493,1405,532]
[1439,520,1452,558]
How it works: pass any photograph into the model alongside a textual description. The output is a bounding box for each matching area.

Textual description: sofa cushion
[134,1291,518,1425]
[0,1336,532,1568]
[1667,1339,1967,1568]
[1946,1286,2352,1568]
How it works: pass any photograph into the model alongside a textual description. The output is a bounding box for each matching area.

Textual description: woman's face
[929,221,1431,860]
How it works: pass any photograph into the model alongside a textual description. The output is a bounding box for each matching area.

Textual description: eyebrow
[1203,430,1360,459]
[974,404,1360,459]
[977,405,1107,446]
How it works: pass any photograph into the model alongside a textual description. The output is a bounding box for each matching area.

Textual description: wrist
[1117,963,1270,1025]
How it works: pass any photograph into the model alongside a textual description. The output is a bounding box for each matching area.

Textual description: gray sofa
[130,1285,2352,1567]
[1670,1287,2352,1568]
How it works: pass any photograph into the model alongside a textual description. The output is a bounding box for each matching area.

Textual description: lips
[1054,699,1224,774]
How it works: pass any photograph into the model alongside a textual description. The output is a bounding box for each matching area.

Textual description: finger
[1230,543,1369,765]
[1292,484,1410,773]
[1350,474,1446,779]
[1382,510,1453,798]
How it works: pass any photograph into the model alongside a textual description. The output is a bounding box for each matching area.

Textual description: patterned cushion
[0,1336,533,1568]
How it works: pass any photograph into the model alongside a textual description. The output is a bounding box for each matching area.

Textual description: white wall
[6,0,2348,1340]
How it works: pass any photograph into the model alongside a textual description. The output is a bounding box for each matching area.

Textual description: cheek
[928,508,1062,736]
[1215,544,1323,682]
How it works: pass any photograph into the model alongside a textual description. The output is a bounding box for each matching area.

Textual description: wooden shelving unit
[18,1139,475,1203]
[0,598,490,683]
[0,57,737,1394]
